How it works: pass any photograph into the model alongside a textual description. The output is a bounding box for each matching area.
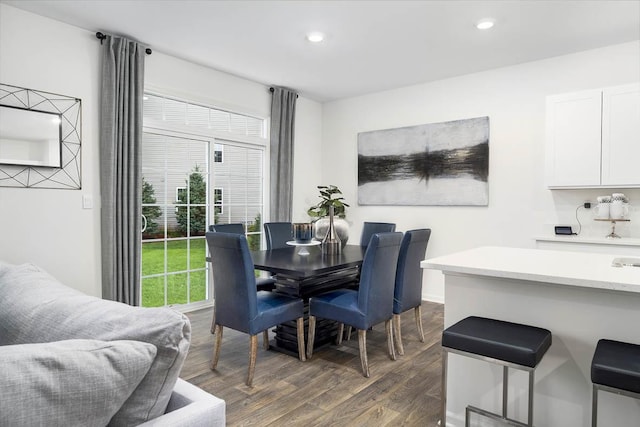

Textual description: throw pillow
[0,263,191,426]
[0,339,156,427]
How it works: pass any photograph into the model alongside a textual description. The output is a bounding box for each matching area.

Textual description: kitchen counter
[423,246,640,427]
[422,246,640,293]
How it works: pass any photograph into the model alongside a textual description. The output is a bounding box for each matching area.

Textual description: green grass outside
[141,234,264,308]
[141,239,207,307]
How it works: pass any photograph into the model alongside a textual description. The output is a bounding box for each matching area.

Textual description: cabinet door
[546,90,602,187]
[602,83,640,186]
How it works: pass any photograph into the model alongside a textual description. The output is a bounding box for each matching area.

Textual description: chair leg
[263,329,269,350]
[346,325,352,341]
[307,315,316,359]
[296,317,306,362]
[336,323,344,345]
[393,313,404,356]
[358,329,370,378]
[246,334,258,387]
[210,308,216,334]
[592,384,598,427]
[415,305,424,342]
[386,318,396,361]
[211,324,223,370]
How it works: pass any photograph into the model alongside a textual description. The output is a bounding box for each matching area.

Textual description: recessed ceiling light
[306,32,325,43]
[476,19,495,30]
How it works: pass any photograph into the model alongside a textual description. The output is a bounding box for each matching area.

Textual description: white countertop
[422,246,640,294]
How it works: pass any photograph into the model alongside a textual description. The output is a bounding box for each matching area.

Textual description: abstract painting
[358,116,489,206]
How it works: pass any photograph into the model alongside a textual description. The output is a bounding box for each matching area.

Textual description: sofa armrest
[137,378,225,427]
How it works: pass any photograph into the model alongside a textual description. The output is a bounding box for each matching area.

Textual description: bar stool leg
[441,349,448,427]
[592,384,598,427]
[503,366,509,418]
[528,370,535,426]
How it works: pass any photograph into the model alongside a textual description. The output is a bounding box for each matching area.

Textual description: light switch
[82,194,93,209]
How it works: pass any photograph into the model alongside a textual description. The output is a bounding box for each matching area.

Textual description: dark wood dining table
[250,244,366,355]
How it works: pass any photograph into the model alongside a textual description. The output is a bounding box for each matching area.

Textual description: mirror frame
[0,83,82,189]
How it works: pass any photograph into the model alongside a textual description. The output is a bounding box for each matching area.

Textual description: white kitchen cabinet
[546,83,640,188]
[602,84,640,186]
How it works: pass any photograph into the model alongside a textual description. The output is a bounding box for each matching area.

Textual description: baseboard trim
[422,294,444,304]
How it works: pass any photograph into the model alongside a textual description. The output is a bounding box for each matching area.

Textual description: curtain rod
[269,87,299,98]
[96,32,152,55]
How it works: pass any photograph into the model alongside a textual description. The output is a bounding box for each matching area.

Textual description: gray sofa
[0,262,225,427]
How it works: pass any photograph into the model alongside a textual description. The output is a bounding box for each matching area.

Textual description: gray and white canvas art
[357,116,489,206]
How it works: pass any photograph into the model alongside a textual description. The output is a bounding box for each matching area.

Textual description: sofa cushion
[0,339,156,427]
[0,263,191,426]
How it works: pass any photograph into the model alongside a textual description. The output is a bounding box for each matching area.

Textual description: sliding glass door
[140,92,268,310]
[141,131,210,308]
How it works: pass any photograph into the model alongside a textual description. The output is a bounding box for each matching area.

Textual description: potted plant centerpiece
[307,185,350,247]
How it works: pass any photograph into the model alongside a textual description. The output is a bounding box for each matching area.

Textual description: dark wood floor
[182,301,444,426]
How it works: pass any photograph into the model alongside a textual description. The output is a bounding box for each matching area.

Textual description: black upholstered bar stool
[591,339,640,427]
[441,316,552,427]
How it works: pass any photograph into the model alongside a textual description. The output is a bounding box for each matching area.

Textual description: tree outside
[176,165,207,236]
[142,177,162,237]
[246,213,261,251]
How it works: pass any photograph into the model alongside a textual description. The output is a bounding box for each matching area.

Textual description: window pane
[186,104,209,129]
[189,270,207,303]
[163,98,187,125]
[141,276,165,308]
[189,206,207,237]
[229,114,247,135]
[167,272,188,305]
[166,239,188,273]
[141,241,165,277]
[189,239,206,270]
[143,95,164,122]
[246,177,263,205]
[210,109,230,133]
[245,207,263,251]
[246,116,263,137]
[142,133,166,173]
[246,149,263,177]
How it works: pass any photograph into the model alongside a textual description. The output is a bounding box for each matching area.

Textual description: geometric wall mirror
[0,83,82,189]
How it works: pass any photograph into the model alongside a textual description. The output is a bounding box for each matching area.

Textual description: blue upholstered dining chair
[205,232,306,386]
[360,222,397,248]
[307,232,403,377]
[209,223,245,234]
[209,223,275,291]
[263,222,293,250]
[392,228,431,356]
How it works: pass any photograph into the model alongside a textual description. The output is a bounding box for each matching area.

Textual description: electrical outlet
[584,202,591,209]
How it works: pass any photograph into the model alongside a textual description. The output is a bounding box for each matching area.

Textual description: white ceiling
[3,0,640,102]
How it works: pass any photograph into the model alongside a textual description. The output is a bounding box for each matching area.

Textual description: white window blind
[143,93,265,138]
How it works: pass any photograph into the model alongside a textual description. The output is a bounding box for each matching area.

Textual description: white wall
[0,4,323,296]
[0,5,102,296]
[2,4,636,302]
[322,41,640,302]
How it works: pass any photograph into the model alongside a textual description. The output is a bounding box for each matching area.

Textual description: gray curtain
[269,86,297,222]
[99,35,146,305]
